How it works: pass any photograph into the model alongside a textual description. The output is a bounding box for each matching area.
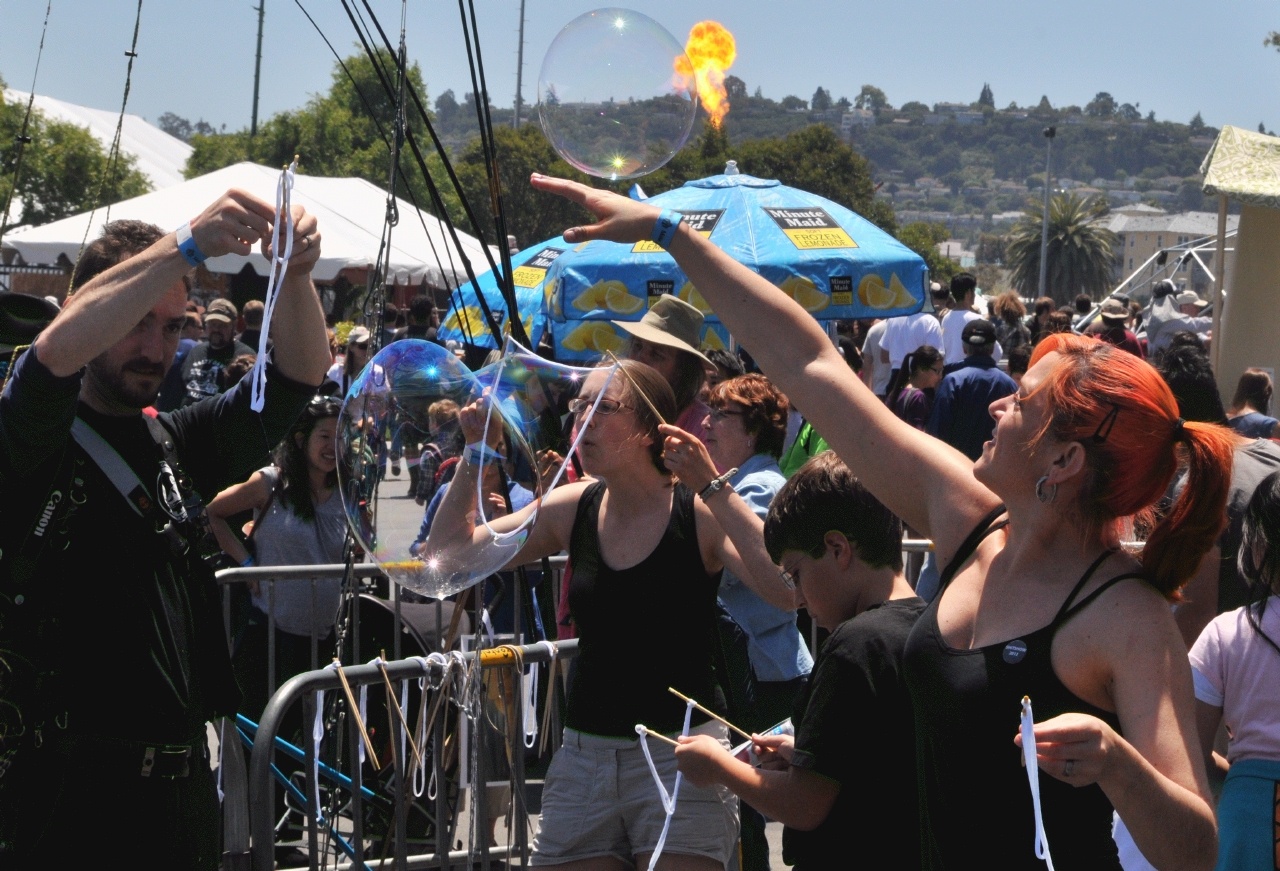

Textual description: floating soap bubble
[337,340,614,599]
[538,8,697,180]
[337,341,532,599]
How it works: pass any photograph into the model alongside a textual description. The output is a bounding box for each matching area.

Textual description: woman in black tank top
[525,176,1239,871]
[426,358,793,869]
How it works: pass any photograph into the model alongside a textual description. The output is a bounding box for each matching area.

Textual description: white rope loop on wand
[250,157,298,413]
[1021,696,1056,870]
[635,698,695,871]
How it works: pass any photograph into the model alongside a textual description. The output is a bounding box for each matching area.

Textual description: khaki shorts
[531,722,740,867]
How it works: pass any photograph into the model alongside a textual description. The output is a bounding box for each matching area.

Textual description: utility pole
[513,0,527,128]
[251,0,266,136]
[1038,125,1056,298]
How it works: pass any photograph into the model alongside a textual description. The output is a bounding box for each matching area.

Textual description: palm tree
[1006,193,1119,306]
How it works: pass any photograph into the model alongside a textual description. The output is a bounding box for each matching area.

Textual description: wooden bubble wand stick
[605,351,668,426]
[667,687,754,742]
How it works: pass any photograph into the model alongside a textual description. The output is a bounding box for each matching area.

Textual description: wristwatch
[698,467,738,502]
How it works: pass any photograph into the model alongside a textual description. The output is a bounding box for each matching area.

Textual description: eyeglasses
[777,564,798,590]
[350,342,370,350]
[567,397,630,416]
[708,408,745,423]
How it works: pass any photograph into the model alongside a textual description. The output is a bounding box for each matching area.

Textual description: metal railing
[248,638,578,871]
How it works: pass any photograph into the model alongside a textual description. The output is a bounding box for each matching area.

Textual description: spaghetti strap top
[565,480,723,738]
[902,506,1143,870]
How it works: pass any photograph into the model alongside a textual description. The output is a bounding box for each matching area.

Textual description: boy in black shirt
[675,451,924,870]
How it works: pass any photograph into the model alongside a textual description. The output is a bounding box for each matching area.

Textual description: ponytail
[1029,333,1238,597]
[1142,420,1237,595]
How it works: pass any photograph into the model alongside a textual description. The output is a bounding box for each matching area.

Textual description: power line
[69,0,144,294]
[0,0,53,242]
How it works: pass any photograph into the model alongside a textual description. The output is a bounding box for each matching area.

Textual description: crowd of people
[1,170,1277,871]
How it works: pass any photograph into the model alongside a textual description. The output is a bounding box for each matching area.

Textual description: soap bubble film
[337,341,534,599]
[538,8,697,180]
[338,340,608,599]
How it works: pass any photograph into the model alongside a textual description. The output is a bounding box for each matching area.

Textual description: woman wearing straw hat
[615,294,715,441]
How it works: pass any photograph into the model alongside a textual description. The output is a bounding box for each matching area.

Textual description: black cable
[342,0,506,347]
[0,0,52,242]
[362,0,409,352]
[352,1,520,343]
[70,0,143,290]
[290,0,474,344]
[460,0,527,347]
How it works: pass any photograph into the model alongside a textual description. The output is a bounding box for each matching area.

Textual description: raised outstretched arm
[529,175,997,559]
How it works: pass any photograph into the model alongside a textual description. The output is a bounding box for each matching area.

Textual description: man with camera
[0,188,330,867]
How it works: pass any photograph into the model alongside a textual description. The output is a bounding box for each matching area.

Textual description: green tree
[897,221,957,283]
[811,87,832,113]
[1189,112,1206,133]
[975,233,1008,265]
[0,82,150,229]
[1084,92,1117,118]
[451,123,592,247]
[185,48,455,215]
[780,95,808,111]
[855,85,888,112]
[978,83,995,108]
[724,75,748,106]
[1005,193,1117,305]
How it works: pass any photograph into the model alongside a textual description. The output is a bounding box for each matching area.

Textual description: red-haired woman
[530,173,1234,871]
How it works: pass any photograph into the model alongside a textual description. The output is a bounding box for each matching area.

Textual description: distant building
[925,102,986,126]
[840,109,875,130]
[1105,209,1240,293]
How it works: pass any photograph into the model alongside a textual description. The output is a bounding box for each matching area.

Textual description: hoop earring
[1035,475,1057,504]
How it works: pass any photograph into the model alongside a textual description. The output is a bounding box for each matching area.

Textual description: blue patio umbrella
[440,168,928,360]
[436,239,565,350]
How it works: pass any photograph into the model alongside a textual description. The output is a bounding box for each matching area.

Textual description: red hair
[1028,333,1237,596]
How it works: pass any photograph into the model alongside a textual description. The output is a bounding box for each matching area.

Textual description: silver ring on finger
[303,234,312,248]
[1063,759,1075,777]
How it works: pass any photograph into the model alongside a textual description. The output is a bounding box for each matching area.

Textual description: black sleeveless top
[566,481,722,737]
[903,506,1141,870]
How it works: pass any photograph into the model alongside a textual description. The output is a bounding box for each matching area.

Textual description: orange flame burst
[673,21,737,129]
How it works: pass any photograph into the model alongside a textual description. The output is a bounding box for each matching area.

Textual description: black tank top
[903,506,1142,870]
[566,481,722,737]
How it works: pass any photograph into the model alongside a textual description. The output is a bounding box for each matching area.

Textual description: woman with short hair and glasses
[427,359,794,870]
[697,374,812,721]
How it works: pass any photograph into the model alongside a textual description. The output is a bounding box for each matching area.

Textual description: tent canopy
[1201,125,1280,209]
[3,89,192,190]
[1,162,495,287]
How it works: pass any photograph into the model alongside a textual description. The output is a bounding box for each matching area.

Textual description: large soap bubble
[338,340,612,599]
[538,8,697,180]
[337,341,534,599]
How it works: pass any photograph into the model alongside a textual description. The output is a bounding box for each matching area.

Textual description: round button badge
[1002,639,1028,664]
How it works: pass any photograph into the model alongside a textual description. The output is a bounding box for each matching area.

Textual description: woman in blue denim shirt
[702,374,814,722]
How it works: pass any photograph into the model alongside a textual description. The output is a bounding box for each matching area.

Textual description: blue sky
[2,0,1276,135]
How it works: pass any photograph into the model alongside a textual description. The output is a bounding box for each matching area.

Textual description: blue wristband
[240,556,255,567]
[651,209,684,249]
[175,221,207,267]
[464,443,505,466]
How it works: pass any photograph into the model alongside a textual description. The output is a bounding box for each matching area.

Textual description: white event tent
[2,162,496,288]
[3,89,192,189]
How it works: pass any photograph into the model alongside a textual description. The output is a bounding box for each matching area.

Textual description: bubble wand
[249,156,298,413]
[605,350,668,425]
[472,350,621,542]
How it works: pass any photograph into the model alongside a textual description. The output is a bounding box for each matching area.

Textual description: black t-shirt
[783,597,926,870]
[179,339,255,406]
[0,346,314,742]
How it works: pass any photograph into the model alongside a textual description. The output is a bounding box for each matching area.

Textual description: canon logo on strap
[33,491,63,538]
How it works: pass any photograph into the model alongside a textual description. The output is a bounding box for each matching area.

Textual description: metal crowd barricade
[247,638,578,871]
